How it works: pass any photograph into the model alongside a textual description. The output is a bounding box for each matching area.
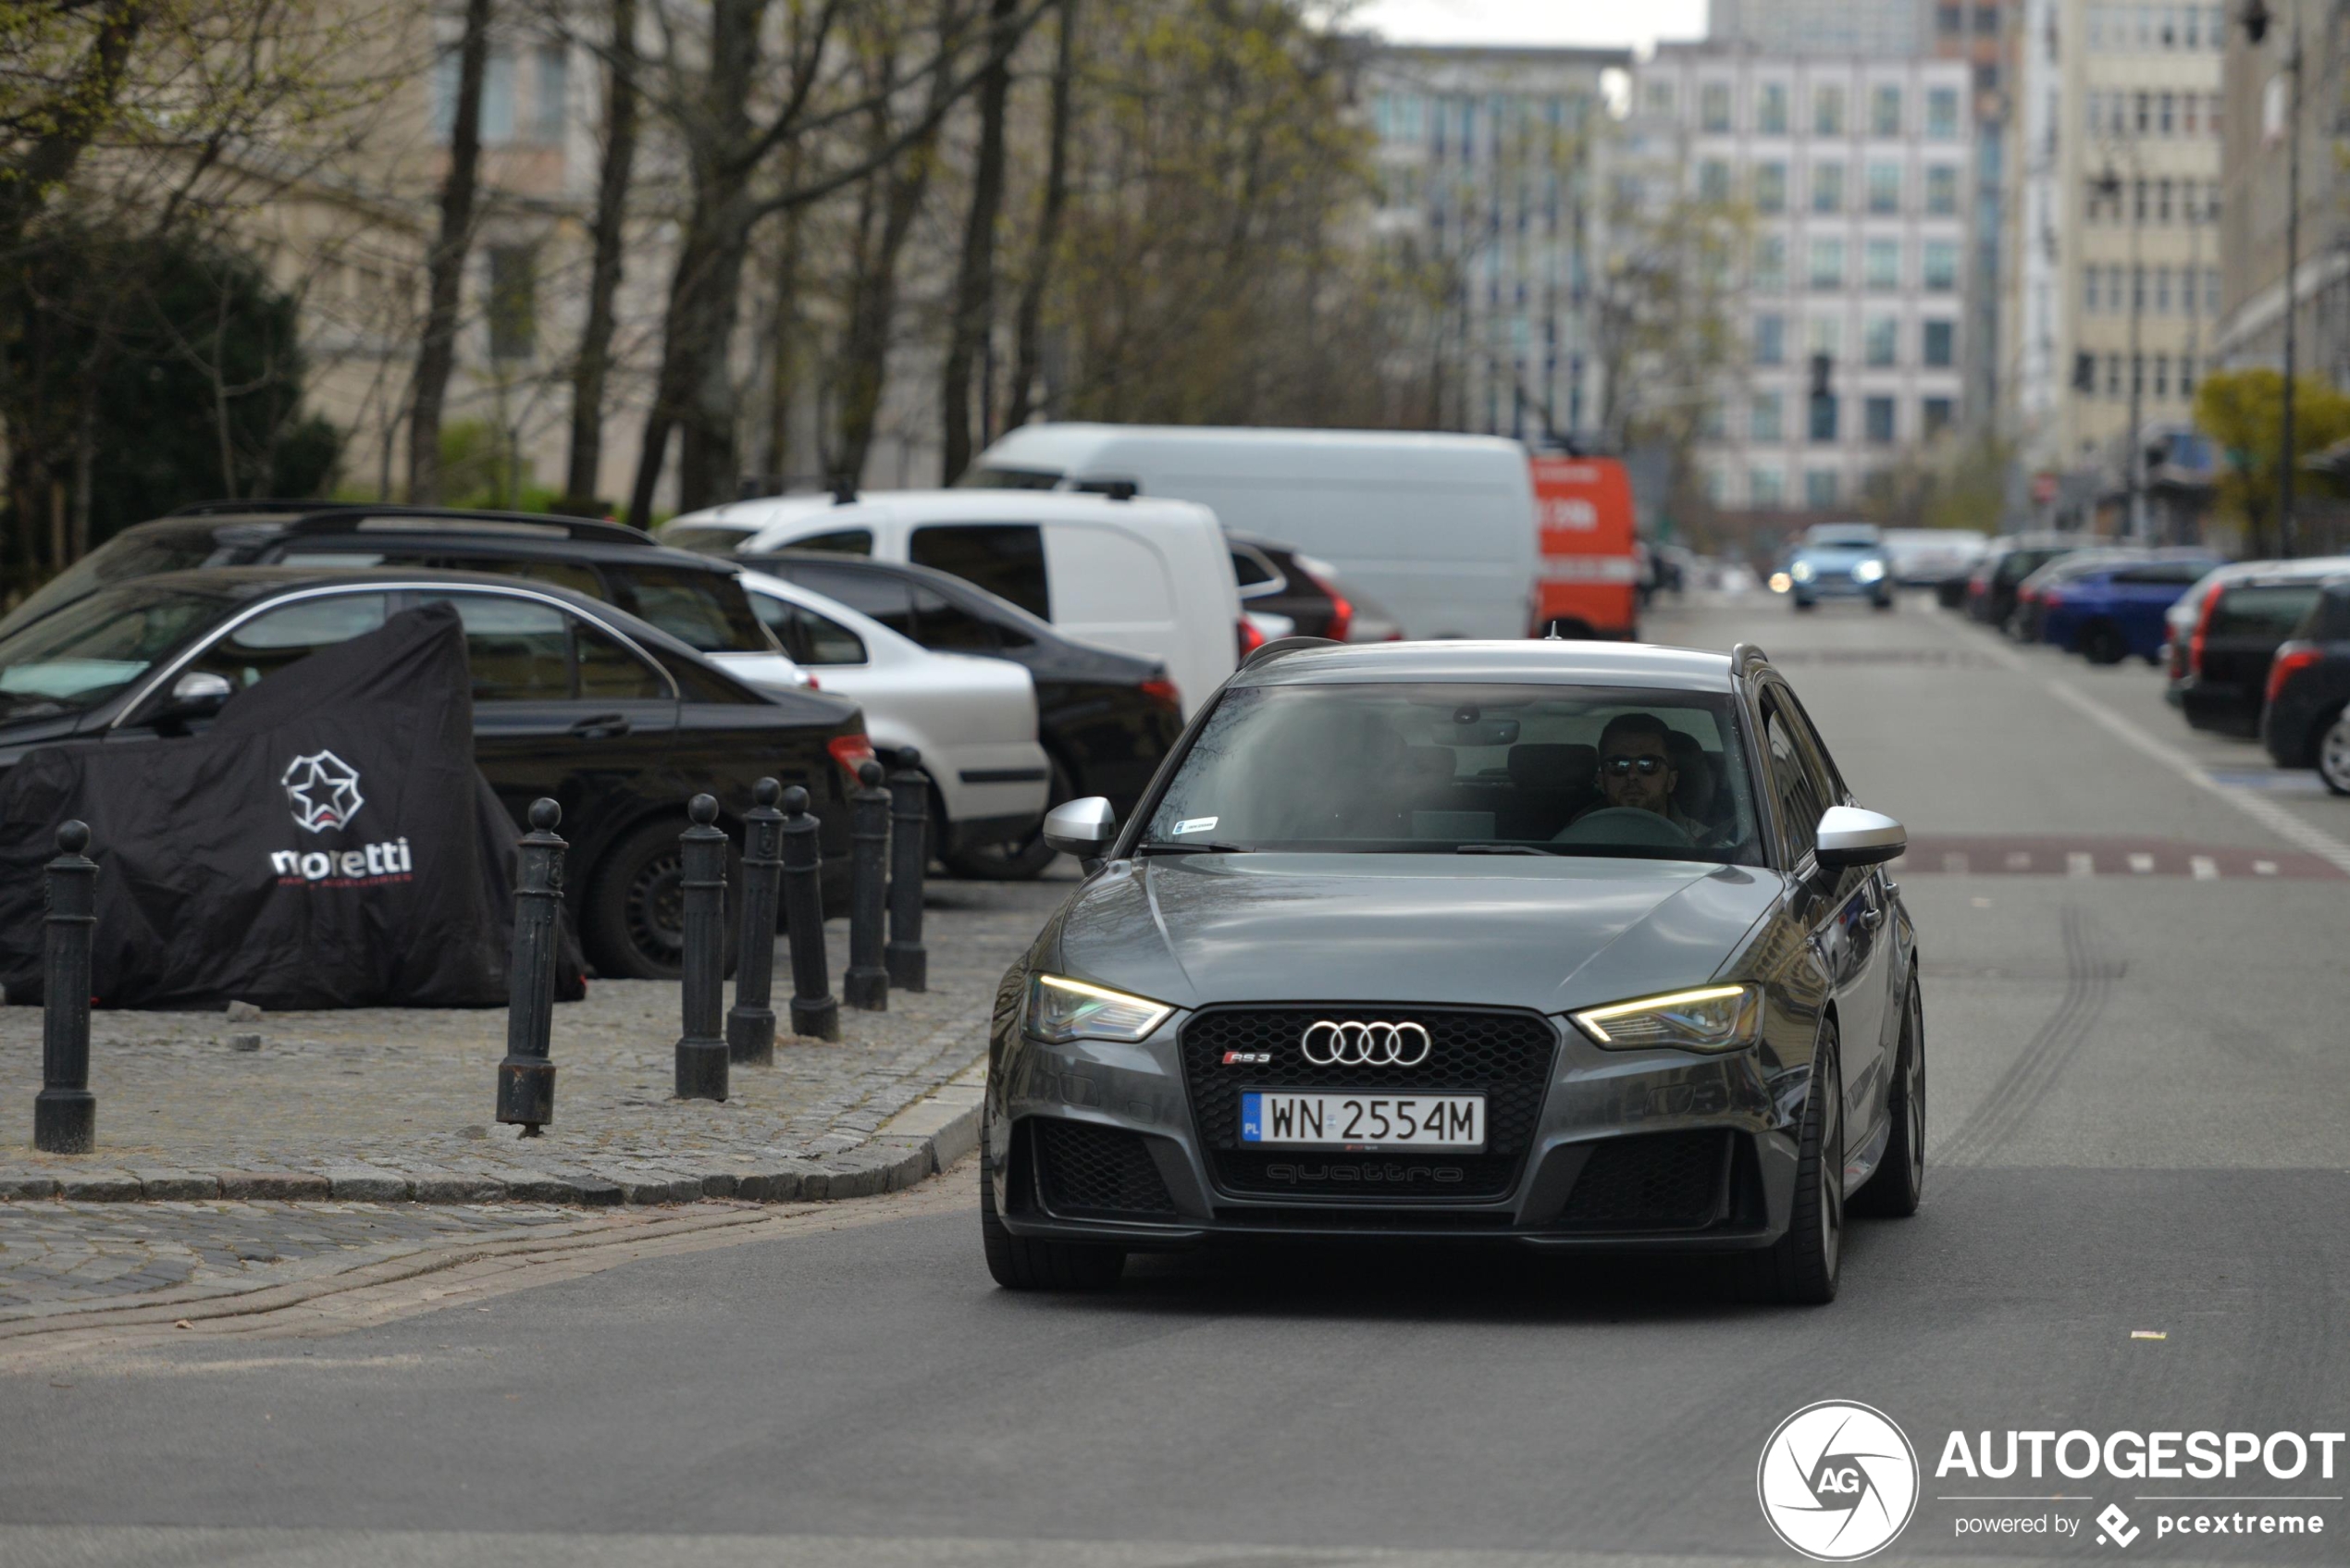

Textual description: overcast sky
[1346,0,1707,54]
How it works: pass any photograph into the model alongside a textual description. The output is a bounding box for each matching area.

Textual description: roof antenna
[828,472,858,506]
[1544,620,1564,640]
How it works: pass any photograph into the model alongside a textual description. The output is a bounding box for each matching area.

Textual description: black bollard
[33,821,96,1154]
[725,778,785,1066]
[496,799,567,1134]
[779,787,839,1040]
[843,759,891,1010]
[885,750,930,992]
[674,794,730,1102]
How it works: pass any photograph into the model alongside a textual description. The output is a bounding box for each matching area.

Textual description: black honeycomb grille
[1180,1006,1559,1201]
[1557,1130,1730,1230]
[1033,1119,1178,1218]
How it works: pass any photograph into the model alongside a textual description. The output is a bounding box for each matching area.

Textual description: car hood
[1052,852,1787,1017]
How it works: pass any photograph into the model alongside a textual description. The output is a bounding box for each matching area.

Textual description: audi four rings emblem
[1300,1019,1432,1067]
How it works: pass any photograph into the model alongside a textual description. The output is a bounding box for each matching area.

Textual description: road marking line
[2128,852,2155,874]
[1942,851,1969,873]
[2006,850,2032,870]
[2190,856,2219,880]
[2068,851,2096,878]
[2256,859,2279,875]
[2046,681,2350,877]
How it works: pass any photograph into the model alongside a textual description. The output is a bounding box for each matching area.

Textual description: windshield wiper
[1453,844,1556,856]
[1133,839,1250,855]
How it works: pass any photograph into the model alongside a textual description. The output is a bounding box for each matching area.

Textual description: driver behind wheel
[1577,712,1713,840]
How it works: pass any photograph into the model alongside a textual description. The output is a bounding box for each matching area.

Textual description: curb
[0,1080,984,1209]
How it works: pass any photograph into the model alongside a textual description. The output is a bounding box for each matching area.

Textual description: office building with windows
[1708,0,1933,59]
[1630,43,1974,516]
[1361,43,1630,441]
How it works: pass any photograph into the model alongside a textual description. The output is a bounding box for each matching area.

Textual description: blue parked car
[2036,551,2225,664]
[1785,523,1894,611]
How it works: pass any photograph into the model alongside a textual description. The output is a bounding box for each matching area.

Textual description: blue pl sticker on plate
[1241,1093,1263,1142]
[1173,816,1218,835]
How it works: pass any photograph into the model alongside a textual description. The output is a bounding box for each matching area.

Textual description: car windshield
[0,527,221,641]
[1804,527,1881,550]
[0,583,230,721]
[1139,682,1762,865]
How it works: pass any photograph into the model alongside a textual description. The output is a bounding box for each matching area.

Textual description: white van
[968,424,1539,639]
[662,490,1240,716]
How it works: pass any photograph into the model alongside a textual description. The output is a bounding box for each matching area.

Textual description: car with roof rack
[980,635,1923,1303]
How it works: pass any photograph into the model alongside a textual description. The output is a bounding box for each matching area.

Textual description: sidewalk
[0,876,1065,1209]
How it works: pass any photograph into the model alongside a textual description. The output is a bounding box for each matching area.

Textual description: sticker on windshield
[1173,817,1219,836]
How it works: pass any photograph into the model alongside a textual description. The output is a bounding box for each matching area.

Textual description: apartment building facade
[1631,44,1974,515]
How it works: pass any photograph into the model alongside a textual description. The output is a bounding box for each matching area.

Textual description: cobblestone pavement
[0,874,1067,1207]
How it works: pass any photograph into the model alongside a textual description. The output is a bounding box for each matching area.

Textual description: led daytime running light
[1572,984,1756,1046]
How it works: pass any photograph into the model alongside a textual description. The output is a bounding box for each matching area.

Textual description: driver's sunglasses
[1601,755,1669,778]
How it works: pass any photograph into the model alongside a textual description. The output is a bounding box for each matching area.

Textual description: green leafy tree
[2195,368,2350,557]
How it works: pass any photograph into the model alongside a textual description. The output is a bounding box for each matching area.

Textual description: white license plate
[1240,1092,1485,1151]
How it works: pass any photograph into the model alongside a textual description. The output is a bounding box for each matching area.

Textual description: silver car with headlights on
[981,638,1923,1303]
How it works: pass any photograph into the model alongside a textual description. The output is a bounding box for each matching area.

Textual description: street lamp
[2242,0,2299,557]
[2094,160,2145,540]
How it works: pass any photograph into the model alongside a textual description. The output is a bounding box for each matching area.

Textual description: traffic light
[1808,352,1833,399]
[2072,352,2096,391]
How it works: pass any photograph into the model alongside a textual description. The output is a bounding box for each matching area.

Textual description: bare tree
[406,0,496,503]
[938,0,1026,481]
[563,0,642,507]
[1003,0,1076,432]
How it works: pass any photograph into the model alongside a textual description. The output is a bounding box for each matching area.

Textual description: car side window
[746,592,866,666]
[1778,686,1849,805]
[909,523,1049,619]
[574,617,669,698]
[910,587,1000,651]
[604,564,766,652]
[427,594,571,700]
[181,593,391,689]
[785,566,914,636]
[1759,690,1827,861]
[2113,562,2208,586]
[785,528,873,555]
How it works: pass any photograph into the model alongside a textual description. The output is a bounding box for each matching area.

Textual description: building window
[1864,315,1898,365]
[2105,353,2122,395]
[1805,468,1839,507]
[1814,84,1845,136]
[1922,240,1959,291]
[481,48,516,143]
[1701,81,1733,131]
[1923,319,1956,366]
[1699,159,1731,202]
[1867,161,1901,213]
[2208,93,2223,136]
[1810,394,1840,443]
[1751,466,1786,506]
[430,50,462,142]
[1753,237,1787,292]
[2206,267,2221,313]
[2184,93,2200,134]
[1751,393,1785,441]
[1700,402,1727,439]
[1865,396,1897,444]
[2158,92,2175,134]
[2154,266,2171,313]
[1939,4,1963,34]
[2154,353,2171,397]
[1646,81,1676,117]
[1811,162,1845,213]
[2085,91,2103,135]
[2184,3,2200,44]
[1806,316,1841,359]
[1865,238,1900,291]
[2084,267,2101,313]
[1926,87,1959,138]
[487,244,537,361]
[1974,4,1998,32]
[1872,85,1902,135]
[1925,164,1959,214]
[1921,397,1954,436]
[2157,178,2172,221]
[1755,314,1787,364]
[1809,237,1846,290]
[2182,353,2197,398]
[1755,161,1787,213]
[534,43,567,142]
[1758,82,1788,134]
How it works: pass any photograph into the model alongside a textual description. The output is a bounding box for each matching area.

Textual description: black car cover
[0,603,585,1009]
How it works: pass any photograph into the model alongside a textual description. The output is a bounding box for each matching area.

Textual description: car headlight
[1852,558,1886,584]
[1569,984,1763,1052]
[1024,973,1176,1043]
[1768,571,1792,594]
[1790,561,1816,583]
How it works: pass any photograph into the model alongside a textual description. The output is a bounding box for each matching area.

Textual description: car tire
[944,754,1073,882]
[2080,623,2127,665]
[1871,593,1895,612]
[980,1137,1126,1290]
[1850,982,1924,1218]
[581,814,741,981]
[1732,1024,1843,1306]
[1793,597,1817,612]
[2319,708,2350,797]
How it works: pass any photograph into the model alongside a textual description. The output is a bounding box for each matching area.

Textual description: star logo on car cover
[282,750,365,833]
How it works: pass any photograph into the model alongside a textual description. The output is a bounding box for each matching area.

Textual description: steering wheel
[1552,807,1698,850]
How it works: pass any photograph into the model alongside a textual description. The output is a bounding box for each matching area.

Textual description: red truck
[1529,455,1640,640]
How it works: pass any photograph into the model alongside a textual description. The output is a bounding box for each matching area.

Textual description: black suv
[744,550,1184,877]
[2261,576,2350,794]
[0,566,870,978]
[0,504,785,673]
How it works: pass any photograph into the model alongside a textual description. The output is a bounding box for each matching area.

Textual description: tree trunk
[760,201,806,484]
[0,1,147,257]
[406,0,495,504]
[833,134,944,484]
[563,0,639,508]
[1004,0,1077,434]
[939,0,1021,482]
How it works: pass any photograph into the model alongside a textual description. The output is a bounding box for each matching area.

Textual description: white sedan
[719,569,1051,865]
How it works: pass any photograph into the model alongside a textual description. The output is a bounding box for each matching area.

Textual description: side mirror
[1813,806,1906,870]
[163,670,233,720]
[1042,796,1116,860]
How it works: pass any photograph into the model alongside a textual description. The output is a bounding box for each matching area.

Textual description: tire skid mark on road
[1935,907,2119,1174]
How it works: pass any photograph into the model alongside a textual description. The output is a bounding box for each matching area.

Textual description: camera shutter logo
[283,750,365,833]
[1756,1401,1919,1561]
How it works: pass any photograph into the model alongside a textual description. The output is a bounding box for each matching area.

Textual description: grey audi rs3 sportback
[981,637,1924,1304]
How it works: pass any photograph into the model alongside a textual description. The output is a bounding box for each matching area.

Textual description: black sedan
[983,638,1923,1303]
[2260,575,2350,794]
[0,567,871,977]
[741,550,1184,876]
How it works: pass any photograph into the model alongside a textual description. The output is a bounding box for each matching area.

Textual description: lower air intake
[1033,1119,1179,1219]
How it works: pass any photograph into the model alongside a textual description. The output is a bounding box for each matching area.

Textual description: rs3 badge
[1221,1051,1271,1065]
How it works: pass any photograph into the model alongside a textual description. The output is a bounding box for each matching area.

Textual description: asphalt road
[7,593,2346,1568]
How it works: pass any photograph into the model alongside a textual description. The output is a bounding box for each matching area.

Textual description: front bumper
[987,1007,1805,1251]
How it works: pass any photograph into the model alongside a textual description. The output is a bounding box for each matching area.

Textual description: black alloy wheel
[582,815,741,981]
[2319,708,2350,797]
[944,753,1074,882]
[1734,1025,1844,1305]
[1851,981,1924,1217]
[2080,622,2129,665]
